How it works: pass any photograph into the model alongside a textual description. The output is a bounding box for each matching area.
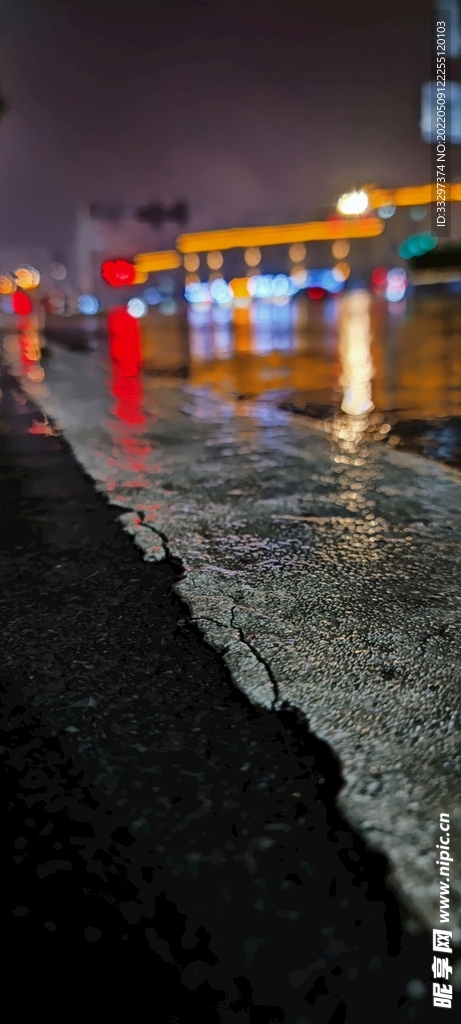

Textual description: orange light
[229,277,250,298]
[206,250,223,270]
[133,250,182,273]
[14,266,40,289]
[367,183,461,208]
[333,262,350,281]
[0,274,16,295]
[332,240,350,259]
[184,253,200,272]
[176,218,384,253]
[244,247,261,267]
[289,243,306,263]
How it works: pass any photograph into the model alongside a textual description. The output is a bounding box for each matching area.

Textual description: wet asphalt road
[0,368,444,1020]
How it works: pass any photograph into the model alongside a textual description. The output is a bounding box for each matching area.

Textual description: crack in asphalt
[231,605,280,711]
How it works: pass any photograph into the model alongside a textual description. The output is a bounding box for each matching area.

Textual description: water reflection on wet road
[3,290,461,940]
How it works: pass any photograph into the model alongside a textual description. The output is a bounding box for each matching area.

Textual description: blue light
[272,274,290,296]
[78,293,99,315]
[127,297,148,318]
[209,278,232,303]
[378,205,396,219]
[184,282,211,303]
[144,286,162,305]
[248,275,272,298]
[305,269,344,294]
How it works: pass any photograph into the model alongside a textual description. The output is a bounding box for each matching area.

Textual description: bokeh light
[14,266,40,290]
[48,295,65,314]
[0,273,16,295]
[206,250,224,270]
[370,266,388,295]
[184,282,211,303]
[290,267,308,287]
[12,291,33,315]
[332,240,350,259]
[332,262,350,281]
[307,286,326,300]
[184,253,200,272]
[377,205,396,219]
[409,206,428,222]
[50,261,67,281]
[288,243,306,263]
[244,247,261,267]
[209,278,232,304]
[158,274,175,296]
[144,286,162,305]
[101,259,136,287]
[398,233,437,260]
[337,190,369,216]
[127,297,148,318]
[386,267,407,302]
[78,293,99,315]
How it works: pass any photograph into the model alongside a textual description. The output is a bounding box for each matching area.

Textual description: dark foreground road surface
[0,365,438,1021]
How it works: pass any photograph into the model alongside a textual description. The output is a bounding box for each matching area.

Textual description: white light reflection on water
[338,290,374,417]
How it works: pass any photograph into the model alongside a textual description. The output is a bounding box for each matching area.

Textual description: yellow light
[206,250,223,270]
[134,269,148,285]
[337,190,369,216]
[332,240,350,259]
[244,247,261,267]
[175,217,384,253]
[14,266,40,289]
[133,250,182,273]
[23,332,41,361]
[229,277,250,298]
[184,253,200,272]
[185,273,200,285]
[339,291,373,417]
[0,274,16,294]
[290,267,307,286]
[289,243,306,263]
[333,262,351,281]
[367,183,461,208]
[209,272,223,282]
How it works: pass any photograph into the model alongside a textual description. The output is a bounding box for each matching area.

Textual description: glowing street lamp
[337,190,369,217]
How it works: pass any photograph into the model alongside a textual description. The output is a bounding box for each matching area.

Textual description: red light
[12,291,33,315]
[108,307,142,376]
[101,259,136,287]
[108,308,144,423]
[307,286,326,301]
[371,266,388,295]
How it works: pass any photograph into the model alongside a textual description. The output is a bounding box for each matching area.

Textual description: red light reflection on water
[108,307,145,424]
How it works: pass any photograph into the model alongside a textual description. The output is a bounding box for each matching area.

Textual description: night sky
[0,0,434,260]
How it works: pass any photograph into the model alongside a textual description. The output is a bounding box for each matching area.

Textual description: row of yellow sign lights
[133,182,461,274]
